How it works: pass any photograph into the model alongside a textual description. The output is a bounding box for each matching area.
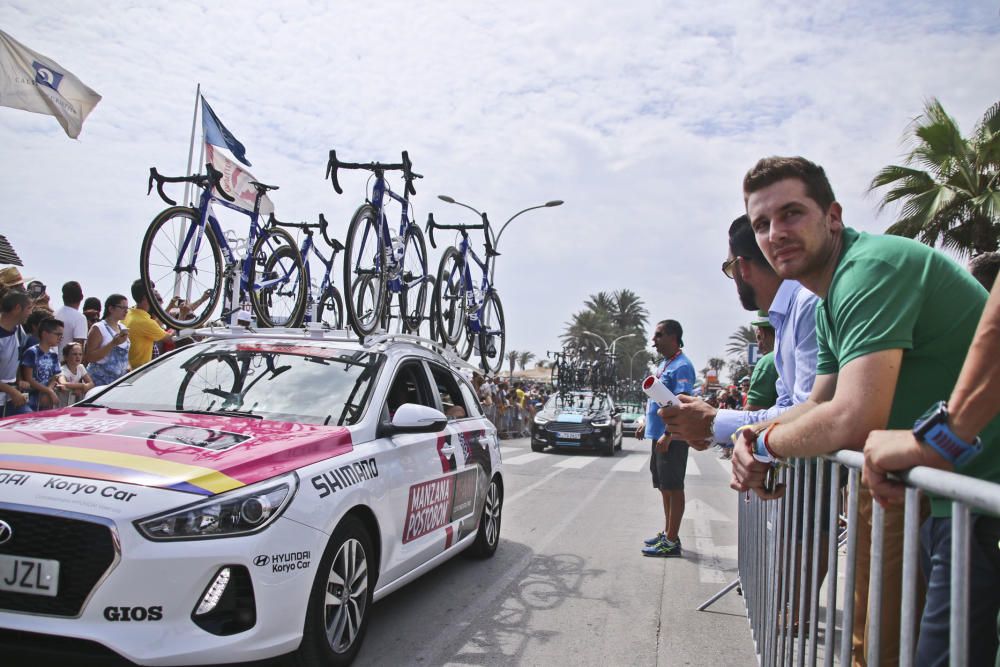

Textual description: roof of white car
[181,325,483,376]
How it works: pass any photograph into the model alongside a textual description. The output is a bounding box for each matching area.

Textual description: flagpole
[182,83,200,206]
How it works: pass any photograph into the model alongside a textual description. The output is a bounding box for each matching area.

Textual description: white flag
[205,144,275,217]
[0,29,101,139]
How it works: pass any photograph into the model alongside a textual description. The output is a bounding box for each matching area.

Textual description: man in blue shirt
[658,215,818,445]
[641,319,697,557]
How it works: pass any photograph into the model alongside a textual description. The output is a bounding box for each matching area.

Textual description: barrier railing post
[807,460,825,665]
[899,486,921,667]
[785,460,801,665]
[866,496,885,666]
[796,458,814,667]
[950,502,971,667]
[839,468,860,666]
[823,462,841,667]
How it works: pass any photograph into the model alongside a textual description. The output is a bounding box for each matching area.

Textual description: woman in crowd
[82,296,102,329]
[84,294,131,386]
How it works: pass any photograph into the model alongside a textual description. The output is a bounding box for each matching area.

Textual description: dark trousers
[916,515,1000,667]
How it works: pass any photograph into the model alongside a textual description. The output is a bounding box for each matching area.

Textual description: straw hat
[0,267,31,289]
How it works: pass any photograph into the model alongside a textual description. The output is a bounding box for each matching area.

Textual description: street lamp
[629,348,650,381]
[582,331,639,355]
[437,195,563,250]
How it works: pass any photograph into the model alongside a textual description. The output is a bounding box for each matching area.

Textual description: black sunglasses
[722,257,741,279]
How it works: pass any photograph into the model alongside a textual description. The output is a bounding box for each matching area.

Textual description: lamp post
[438,196,563,283]
[629,348,649,381]
[582,330,638,356]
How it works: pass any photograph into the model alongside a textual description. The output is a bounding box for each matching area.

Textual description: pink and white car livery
[0,333,503,666]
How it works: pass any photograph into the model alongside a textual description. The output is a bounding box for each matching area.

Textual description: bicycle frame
[298,233,335,320]
[360,175,424,295]
[452,234,494,335]
[172,184,285,308]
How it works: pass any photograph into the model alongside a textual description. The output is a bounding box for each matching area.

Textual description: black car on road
[530,391,623,455]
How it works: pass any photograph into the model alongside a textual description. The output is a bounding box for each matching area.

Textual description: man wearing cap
[54,281,88,362]
[746,310,779,411]
[641,319,697,557]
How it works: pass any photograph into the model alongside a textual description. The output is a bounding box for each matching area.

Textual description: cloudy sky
[2,1,998,377]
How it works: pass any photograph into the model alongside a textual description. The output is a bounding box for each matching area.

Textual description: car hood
[0,407,353,497]
[543,410,605,423]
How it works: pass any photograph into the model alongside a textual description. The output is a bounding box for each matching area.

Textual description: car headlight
[533,415,549,425]
[135,473,298,541]
[591,417,611,427]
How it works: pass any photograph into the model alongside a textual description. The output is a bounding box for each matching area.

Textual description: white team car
[0,331,503,666]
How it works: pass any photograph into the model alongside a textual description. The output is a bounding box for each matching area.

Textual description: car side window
[456,375,482,418]
[384,361,433,421]
[428,363,468,421]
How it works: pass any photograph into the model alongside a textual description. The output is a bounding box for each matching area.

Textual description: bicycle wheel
[456,330,475,361]
[140,206,224,329]
[434,247,467,347]
[249,228,308,328]
[343,204,388,336]
[398,225,429,334]
[176,354,240,412]
[317,286,345,330]
[478,292,506,375]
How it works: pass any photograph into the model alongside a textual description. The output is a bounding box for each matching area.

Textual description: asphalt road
[355,435,758,666]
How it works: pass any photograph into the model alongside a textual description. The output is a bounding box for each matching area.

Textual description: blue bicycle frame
[364,175,425,295]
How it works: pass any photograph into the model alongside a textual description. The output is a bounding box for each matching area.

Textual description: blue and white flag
[201,96,251,167]
[0,29,101,139]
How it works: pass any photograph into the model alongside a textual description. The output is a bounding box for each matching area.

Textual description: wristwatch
[912,401,982,466]
[733,424,776,465]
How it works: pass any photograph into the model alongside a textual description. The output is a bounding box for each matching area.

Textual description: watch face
[914,400,947,434]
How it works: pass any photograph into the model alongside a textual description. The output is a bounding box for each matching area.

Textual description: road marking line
[686,457,701,476]
[612,453,648,472]
[504,467,568,506]
[502,452,548,465]
[499,447,519,458]
[554,456,598,469]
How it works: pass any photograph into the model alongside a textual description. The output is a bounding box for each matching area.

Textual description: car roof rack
[178,324,485,376]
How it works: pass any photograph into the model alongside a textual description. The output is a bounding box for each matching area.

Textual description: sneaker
[642,538,682,557]
[643,531,666,546]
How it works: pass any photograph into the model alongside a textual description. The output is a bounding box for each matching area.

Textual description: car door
[380,359,454,583]
[426,362,497,547]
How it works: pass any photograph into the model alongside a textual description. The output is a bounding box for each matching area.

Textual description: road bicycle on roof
[262,212,345,329]
[326,150,431,337]
[425,203,507,375]
[140,165,308,330]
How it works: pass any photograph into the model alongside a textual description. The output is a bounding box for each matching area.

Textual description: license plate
[555,432,581,440]
[0,554,60,597]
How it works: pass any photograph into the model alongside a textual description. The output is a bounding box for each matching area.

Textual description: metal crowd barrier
[481,402,530,439]
[705,449,1000,666]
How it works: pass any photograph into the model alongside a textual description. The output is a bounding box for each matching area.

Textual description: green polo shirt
[814,227,999,517]
[747,351,778,408]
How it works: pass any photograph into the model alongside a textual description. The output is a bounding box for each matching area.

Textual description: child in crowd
[19,317,64,410]
[58,342,94,406]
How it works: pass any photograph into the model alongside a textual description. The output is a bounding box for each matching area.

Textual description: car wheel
[530,441,545,452]
[467,476,502,558]
[604,433,615,457]
[293,515,375,667]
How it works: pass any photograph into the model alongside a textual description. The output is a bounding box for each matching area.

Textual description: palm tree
[518,351,535,370]
[561,309,612,357]
[869,98,1000,255]
[701,357,726,377]
[507,350,519,378]
[726,325,756,358]
[610,289,649,331]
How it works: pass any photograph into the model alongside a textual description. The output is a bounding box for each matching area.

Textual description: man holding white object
[640,319,697,557]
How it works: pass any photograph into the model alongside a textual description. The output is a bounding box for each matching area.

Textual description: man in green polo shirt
[745,310,778,411]
[729,156,999,666]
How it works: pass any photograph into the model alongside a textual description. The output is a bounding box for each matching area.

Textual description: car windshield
[88,340,382,426]
[544,393,608,414]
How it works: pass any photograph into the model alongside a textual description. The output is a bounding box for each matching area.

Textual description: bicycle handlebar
[267,212,343,253]
[425,209,496,256]
[325,149,423,196]
[147,164,235,205]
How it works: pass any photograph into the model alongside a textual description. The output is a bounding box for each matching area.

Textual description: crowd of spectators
[0,269,179,417]
[472,375,549,438]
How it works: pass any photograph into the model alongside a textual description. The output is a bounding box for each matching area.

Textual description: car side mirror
[379,403,448,437]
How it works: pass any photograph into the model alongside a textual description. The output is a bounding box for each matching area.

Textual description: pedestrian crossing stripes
[612,453,648,472]
[495,446,734,478]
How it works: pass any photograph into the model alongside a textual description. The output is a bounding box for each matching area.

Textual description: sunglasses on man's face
[722,256,740,279]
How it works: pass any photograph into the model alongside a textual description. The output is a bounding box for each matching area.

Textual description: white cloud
[1,0,998,377]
